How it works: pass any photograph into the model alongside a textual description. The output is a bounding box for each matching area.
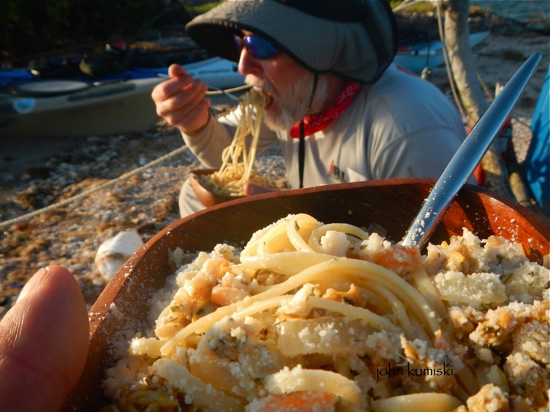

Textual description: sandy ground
[0,20,548,318]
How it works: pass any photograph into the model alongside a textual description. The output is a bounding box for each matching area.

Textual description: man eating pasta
[151,0,470,217]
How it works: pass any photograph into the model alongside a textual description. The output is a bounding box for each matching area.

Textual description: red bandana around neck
[289,82,362,138]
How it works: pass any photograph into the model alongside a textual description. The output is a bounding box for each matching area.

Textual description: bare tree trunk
[442,0,517,200]
[443,0,488,125]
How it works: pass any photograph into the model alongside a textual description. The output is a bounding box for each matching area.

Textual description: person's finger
[152,64,202,102]
[243,182,278,196]
[0,265,89,411]
[152,75,190,103]
[168,62,186,78]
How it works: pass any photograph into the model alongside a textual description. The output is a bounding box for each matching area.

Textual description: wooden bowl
[188,168,244,207]
[64,179,549,411]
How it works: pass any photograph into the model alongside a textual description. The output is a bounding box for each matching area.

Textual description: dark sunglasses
[233,34,279,59]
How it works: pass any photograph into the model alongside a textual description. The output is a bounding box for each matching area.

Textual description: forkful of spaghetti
[199,88,271,196]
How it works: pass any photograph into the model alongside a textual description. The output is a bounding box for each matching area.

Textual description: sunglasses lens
[234,35,243,53]
[234,35,278,59]
[246,36,278,59]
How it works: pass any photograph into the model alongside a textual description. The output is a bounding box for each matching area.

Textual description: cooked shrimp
[211,271,253,306]
[248,391,338,412]
[371,244,422,275]
[357,233,421,275]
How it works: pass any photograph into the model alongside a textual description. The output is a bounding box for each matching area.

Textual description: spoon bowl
[403,53,541,247]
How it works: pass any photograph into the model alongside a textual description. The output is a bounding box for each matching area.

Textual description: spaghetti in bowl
[65,180,549,411]
[189,167,275,207]
[189,168,244,207]
[190,87,272,207]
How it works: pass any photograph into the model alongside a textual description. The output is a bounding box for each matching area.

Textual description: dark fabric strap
[298,120,305,188]
[298,73,319,188]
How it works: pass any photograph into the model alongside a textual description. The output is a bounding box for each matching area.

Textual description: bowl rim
[64,178,550,411]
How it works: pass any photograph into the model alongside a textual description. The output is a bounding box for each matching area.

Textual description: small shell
[95,230,143,281]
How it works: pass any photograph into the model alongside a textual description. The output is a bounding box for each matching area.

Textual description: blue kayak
[1,56,244,90]
[523,65,550,214]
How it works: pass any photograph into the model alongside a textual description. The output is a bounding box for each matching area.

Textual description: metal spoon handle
[402,52,541,248]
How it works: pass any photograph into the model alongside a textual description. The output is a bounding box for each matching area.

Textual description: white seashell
[95,230,144,281]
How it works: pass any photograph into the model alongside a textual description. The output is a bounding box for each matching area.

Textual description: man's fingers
[168,63,186,78]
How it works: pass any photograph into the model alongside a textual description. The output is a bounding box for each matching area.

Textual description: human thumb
[0,266,89,411]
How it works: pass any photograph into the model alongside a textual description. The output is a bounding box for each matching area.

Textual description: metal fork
[196,81,247,103]
[157,73,246,102]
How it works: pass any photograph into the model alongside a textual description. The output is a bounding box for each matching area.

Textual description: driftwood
[441,0,527,204]
[443,0,489,121]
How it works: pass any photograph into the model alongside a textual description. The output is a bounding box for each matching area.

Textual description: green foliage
[68,0,163,38]
[189,1,223,15]
[0,0,165,65]
[390,0,439,13]
[0,0,71,60]
[389,0,404,8]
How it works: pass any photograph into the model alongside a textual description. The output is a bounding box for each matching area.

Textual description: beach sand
[0,16,548,318]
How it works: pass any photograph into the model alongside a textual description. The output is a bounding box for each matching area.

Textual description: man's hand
[152,64,211,134]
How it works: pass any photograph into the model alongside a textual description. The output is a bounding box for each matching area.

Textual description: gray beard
[246,74,328,132]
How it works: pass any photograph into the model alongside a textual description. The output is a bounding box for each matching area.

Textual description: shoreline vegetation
[0,4,549,318]
[2,0,548,68]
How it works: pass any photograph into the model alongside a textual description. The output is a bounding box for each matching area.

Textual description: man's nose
[238,47,262,77]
